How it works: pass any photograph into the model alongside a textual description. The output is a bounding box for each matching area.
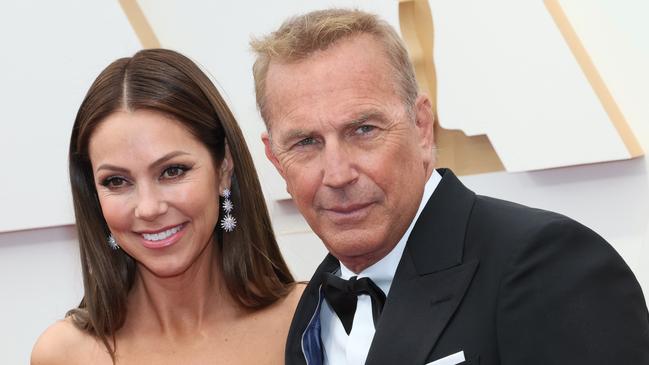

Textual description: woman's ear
[219,142,235,191]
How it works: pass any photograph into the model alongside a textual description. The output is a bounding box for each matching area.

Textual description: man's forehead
[264,35,390,90]
[262,34,401,135]
[270,107,391,140]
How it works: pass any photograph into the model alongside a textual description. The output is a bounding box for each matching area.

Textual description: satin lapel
[366,257,479,365]
[286,254,339,365]
[366,169,479,365]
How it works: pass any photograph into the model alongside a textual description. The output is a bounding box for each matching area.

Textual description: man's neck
[339,169,442,276]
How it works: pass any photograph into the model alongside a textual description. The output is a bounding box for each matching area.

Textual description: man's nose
[321,142,359,189]
[134,184,168,221]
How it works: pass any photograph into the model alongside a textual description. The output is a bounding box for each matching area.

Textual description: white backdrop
[0,0,141,232]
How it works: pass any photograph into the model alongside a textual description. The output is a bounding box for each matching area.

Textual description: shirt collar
[339,169,442,295]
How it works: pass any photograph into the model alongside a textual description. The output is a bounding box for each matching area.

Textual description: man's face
[263,34,435,272]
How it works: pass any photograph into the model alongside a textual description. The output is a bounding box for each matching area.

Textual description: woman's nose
[134,185,168,221]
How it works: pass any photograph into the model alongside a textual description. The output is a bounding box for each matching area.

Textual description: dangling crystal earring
[107,234,120,250]
[220,188,237,232]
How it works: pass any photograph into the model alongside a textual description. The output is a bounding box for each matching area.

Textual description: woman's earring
[107,234,120,250]
[220,188,237,232]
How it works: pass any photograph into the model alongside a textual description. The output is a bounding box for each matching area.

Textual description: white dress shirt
[320,170,442,365]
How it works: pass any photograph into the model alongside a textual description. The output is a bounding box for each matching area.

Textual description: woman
[32,49,302,364]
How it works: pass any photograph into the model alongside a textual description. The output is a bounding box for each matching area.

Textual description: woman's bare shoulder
[274,282,307,316]
[286,282,307,308]
[31,318,105,365]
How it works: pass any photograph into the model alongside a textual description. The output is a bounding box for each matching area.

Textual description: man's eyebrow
[284,129,310,140]
[273,110,387,146]
[275,129,312,147]
[348,111,386,127]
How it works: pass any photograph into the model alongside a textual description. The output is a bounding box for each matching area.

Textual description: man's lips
[324,202,373,213]
[322,202,374,222]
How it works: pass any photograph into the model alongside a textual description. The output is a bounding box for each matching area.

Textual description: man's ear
[413,94,436,165]
[262,131,287,180]
[219,141,235,191]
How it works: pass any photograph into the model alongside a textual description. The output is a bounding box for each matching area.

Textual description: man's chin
[327,241,392,273]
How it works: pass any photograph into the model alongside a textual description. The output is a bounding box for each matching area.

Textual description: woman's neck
[124,244,242,338]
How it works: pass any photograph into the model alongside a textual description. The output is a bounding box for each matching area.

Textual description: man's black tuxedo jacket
[286,169,649,365]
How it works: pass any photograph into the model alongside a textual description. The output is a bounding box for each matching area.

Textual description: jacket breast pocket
[458,357,479,364]
[426,355,479,365]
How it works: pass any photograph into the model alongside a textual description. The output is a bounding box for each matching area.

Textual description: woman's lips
[137,223,187,249]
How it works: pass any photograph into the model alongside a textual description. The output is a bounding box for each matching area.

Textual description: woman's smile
[137,222,188,249]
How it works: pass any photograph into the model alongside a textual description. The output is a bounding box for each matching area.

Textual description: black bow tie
[322,272,387,335]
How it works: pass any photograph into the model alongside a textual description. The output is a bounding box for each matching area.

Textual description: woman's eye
[161,165,188,179]
[101,177,127,188]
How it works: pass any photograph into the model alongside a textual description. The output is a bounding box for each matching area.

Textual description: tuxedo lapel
[366,259,478,364]
[286,255,339,365]
[366,169,479,365]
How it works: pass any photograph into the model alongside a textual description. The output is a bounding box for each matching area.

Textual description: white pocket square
[426,351,465,365]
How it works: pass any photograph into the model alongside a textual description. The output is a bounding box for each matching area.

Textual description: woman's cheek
[100,195,132,231]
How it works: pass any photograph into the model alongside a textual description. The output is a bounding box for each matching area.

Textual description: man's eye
[296,137,316,147]
[101,177,127,188]
[161,165,189,179]
[355,125,376,135]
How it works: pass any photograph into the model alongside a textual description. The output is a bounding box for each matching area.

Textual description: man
[251,8,649,365]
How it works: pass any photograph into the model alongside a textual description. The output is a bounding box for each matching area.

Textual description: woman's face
[88,109,232,277]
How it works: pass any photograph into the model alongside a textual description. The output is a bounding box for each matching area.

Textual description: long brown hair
[67,49,294,362]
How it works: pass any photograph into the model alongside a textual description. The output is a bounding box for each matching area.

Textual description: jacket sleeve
[496,217,649,364]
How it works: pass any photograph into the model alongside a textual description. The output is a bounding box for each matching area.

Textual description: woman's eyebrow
[95,150,191,174]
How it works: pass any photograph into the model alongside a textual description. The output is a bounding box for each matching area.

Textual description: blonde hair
[250,8,418,125]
